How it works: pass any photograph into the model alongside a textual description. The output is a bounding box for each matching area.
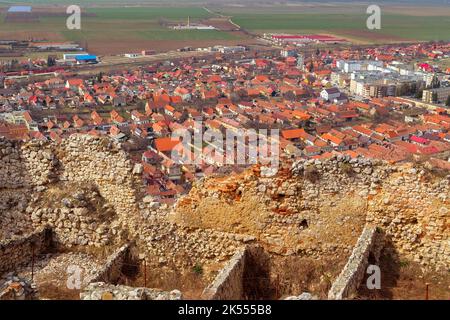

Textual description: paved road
[73,50,216,75]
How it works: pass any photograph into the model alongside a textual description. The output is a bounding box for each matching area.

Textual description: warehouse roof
[75,55,98,61]
[8,6,32,13]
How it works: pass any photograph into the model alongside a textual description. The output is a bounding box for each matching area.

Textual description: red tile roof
[154,137,181,153]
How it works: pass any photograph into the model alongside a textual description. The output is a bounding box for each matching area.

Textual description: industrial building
[74,55,98,64]
[63,53,98,64]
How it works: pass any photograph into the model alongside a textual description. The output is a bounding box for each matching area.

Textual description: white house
[320,87,341,101]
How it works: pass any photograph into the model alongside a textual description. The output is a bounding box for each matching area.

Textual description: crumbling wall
[86,243,131,284]
[365,166,449,271]
[0,135,254,274]
[202,247,247,300]
[0,227,51,274]
[173,159,372,262]
[202,245,270,300]
[138,220,255,270]
[0,190,32,239]
[26,184,119,247]
[0,135,138,247]
[57,135,141,231]
[174,156,449,271]
[293,158,448,271]
[1,136,447,284]
[0,138,57,189]
[327,226,382,300]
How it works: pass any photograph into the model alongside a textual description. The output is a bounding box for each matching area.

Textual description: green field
[0,4,448,55]
[0,6,242,54]
[87,7,210,20]
[229,13,450,43]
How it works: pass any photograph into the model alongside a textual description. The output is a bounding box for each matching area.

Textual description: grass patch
[192,263,203,275]
[339,162,355,176]
[231,13,450,42]
[304,165,320,183]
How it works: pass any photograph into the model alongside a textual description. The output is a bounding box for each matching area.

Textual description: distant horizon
[0,0,449,6]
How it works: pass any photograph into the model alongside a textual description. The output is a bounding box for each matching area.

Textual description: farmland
[0,6,248,55]
[227,12,450,44]
[0,2,449,54]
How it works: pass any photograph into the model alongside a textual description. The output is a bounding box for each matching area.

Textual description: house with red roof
[410,135,430,146]
[281,128,307,141]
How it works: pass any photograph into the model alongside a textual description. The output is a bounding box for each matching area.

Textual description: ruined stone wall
[0,227,51,274]
[0,135,139,247]
[173,159,371,262]
[294,158,448,271]
[0,189,32,239]
[202,247,246,300]
[295,158,448,271]
[328,226,382,300]
[174,156,449,271]
[0,138,56,189]
[1,136,447,280]
[86,243,131,284]
[137,218,254,270]
[57,135,141,231]
[0,138,58,238]
[24,177,127,248]
[365,166,449,271]
[0,135,252,273]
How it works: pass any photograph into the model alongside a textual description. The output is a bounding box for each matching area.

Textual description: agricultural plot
[0,4,448,55]
[0,6,247,55]
[229,13,450,43]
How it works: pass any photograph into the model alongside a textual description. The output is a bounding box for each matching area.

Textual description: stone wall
[85,243,131,285]
[0,135,254,274]
[365,166,449,271]
[174,156,449,271]
[328,226,382,300]
[1,136,448,290]
[293,157,449,271]
[0,189,32,239]
[0,138,56,189]
[202,247,247,300]
[138,220,254,270]
[57,135,141,232]
[0,227,51,275]
[0,135,139,247]
[26,184,119,247]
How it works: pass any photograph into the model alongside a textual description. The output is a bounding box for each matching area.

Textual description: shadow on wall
[242,246,273,300]
[0,227,53,275]
[357,236,401,300]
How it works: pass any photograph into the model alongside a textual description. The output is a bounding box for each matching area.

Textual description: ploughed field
[1,3,449,55]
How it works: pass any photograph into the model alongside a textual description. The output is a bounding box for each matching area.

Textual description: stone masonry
[328,226,383,299]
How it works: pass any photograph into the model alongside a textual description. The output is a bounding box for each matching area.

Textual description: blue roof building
[74,55,98,61]
[74,55,98,64]
[7,6,32,13]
